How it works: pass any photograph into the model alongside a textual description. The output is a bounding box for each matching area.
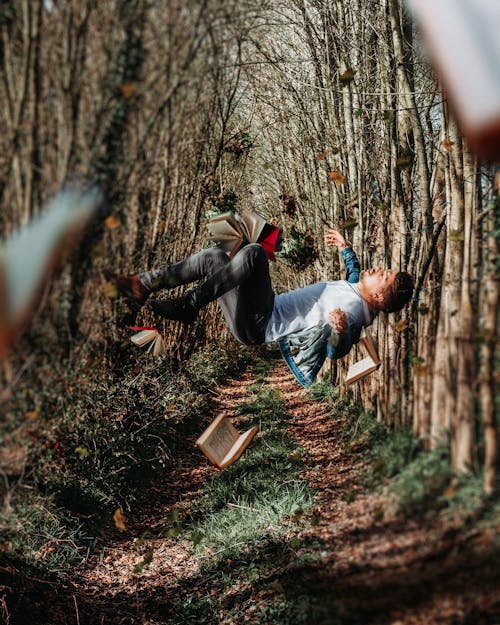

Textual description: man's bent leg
[150,244,274,343]
[107,248,229,306]
[210,245,274,344]
[140,248,229,291]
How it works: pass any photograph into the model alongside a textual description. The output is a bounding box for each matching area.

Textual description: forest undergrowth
[1,348,499,624]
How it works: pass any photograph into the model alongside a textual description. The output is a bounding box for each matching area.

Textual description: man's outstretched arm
[324,228,360,283]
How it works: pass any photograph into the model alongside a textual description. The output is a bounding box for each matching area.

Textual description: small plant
[277,226,318,270]
[365,426,422,487]
[390,444,453,515]
[307,379,340,405]
[224,132,254,158]
[202,176,238,213]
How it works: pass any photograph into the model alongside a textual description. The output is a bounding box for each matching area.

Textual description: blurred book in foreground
[407,0,500,162]
[0,188,101,358]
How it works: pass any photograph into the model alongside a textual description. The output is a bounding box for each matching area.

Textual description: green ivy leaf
[75,446,89,459]
[449,230,465,242]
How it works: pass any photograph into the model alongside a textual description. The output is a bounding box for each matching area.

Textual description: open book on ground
[345,328,381,385]
[406,0,500,162]
[207,210,281,260]
[129,326,166,356]
[196,415,258,469]
[0,188,101,359]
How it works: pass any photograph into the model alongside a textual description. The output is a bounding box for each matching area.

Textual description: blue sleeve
[340,247,360,283]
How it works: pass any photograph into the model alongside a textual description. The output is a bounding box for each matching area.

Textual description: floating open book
[207,210,281,261]
[129,326,166,356]
[345,329,381,385]
[196,415,258,469]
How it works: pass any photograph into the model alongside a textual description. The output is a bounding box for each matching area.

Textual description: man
[107,229,413,387]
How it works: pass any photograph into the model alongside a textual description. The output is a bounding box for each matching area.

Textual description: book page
[199,418,239,466]
[152,335,166,356]
[345,355,377,384]
[241,211,266,242]
[233,213,251,242]
[207,219,241,240]
[360,330,380,364]
[3,189,100,321]
[407,0,500,128]
[131,329,157,347]
[219,426,258,469]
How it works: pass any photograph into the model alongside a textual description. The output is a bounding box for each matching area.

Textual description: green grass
[0,493,90,575]
[306,379,498,524]
[189,384,314,557]
[164,368,321,625]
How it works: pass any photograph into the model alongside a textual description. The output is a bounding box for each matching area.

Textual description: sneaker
[104,270,151,305]
[148,295,198,324]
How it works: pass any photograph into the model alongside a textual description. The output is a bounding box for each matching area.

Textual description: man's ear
[372,291,385,307]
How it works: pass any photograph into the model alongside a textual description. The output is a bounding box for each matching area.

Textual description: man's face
[360,267,397,306]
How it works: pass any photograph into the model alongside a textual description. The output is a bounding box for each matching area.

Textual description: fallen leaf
[113,508,127,531]
[103,282,118,299]
[328,170,345,185]
[413,364,430,376]
[75,446,90,459]
[25,410,40,420]
[121,82,136,98]
[105,215,120,229]
[449,230,464,242]
[339,69,355,84]
[394,319,409,332]
[442,486,456,498]
[442,138,454,151]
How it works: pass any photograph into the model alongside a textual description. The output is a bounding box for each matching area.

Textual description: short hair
[382,272,414,313]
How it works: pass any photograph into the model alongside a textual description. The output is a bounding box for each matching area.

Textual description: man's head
[358,267,414,313]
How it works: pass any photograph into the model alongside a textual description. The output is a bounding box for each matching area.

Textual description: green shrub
[29,343,251,515]
[365,426,422,487]
[390,444,453,515]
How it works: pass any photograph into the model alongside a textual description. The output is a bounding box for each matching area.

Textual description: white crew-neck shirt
[264,280,372,343]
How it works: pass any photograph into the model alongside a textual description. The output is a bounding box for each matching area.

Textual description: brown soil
[1,363,499,625]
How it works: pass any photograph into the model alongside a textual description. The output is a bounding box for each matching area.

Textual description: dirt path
[5,362,499,624]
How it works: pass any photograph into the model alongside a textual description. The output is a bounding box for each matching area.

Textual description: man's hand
[328,308,348,334]
[324,228,350,251]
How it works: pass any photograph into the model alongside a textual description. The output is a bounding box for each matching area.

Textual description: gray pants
[140,244,275,345]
